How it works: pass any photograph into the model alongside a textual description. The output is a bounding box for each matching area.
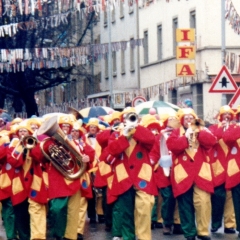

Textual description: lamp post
[107,1,113,108]
[221,0,227,105]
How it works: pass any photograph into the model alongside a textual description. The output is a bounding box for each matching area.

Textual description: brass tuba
[37,116,86,180]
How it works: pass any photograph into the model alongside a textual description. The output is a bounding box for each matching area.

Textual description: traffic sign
[229,88,240,108]
[132,96,146,107]
[209,65,238,93]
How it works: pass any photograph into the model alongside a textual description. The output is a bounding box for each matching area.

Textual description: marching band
[0,105,239,240]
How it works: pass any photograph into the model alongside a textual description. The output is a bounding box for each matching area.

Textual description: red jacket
[94,129,113,188]
[149,134,171,189]
[72,139,95,199]
[208,124,228,187]
[105,125,158,203]
[7,138,48,205]
[166,126,216,197]
[222,124,240,189]
[31,137,94,199]
[0,139,15,201]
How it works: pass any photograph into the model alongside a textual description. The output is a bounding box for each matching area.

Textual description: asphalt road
[82,222,238,240]
[0,219,238,240]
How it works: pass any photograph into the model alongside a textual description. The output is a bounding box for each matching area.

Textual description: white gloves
[185,127,193,139]
[123,126,130,136]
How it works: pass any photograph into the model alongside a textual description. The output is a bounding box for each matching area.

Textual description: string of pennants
[225,0,240,35]
[0,38,142,72]
[0,10,73,37]
[0,0,190,37]
[0,0,138,19]
[0,0,188,19]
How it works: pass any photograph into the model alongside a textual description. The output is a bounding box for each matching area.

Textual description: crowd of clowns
[1,105,240,240]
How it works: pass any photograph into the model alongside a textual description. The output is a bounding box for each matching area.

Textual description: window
[129,0,134,14]
[190,10,196,43]
[104,11,107,27]
[94,34,100,44]
[190,10,196,29]
[143,31,148,64]
[130,38,135,71]
[120,1,124,18]
[157,25,163,60]
[121,50,125,73]
[112,52,117,76]
[105,56,108,79]
[172,17,178,56]
[112,7,116,23]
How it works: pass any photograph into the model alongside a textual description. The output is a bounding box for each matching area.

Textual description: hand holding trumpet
[122,112,138,138]
[221,118,229,131]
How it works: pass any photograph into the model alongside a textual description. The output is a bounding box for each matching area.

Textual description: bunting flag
[225,0,240,35]
[0,39,142,72]
[0,0,139,19]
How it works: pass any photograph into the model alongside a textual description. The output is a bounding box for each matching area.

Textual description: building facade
[139,0,240,121]
[88,1,140,110]
[91,0,240,122]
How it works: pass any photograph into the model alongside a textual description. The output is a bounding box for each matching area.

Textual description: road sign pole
[221,0,227,105]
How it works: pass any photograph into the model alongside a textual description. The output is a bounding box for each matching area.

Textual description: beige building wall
[100,4,139,93]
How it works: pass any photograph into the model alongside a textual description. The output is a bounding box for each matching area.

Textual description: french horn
[37,116,86,180]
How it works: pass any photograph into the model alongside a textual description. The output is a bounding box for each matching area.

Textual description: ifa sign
[176,29,196,77]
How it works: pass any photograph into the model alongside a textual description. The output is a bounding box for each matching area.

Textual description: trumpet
[187,118,205,149]
[125,112,138,126]
[223,118,229,131]
[123,112,139,137]
[11,136,38,160]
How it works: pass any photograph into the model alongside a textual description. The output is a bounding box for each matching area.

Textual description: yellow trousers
[96,194,104,215]
[193,186,211,236]
[64,191,81,240]
[28,199,47,240]
[224,190,236,228]
[156,193,163,223]
[173,201,181,224]
[77,196,88,235]
[134,190,154,240]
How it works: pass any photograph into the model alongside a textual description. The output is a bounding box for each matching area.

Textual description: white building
[88,1,140,110]
[90,0,240,121]
[139,0,240,121]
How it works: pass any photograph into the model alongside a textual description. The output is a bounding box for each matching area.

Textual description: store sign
[176,28,195,77]
[176,64,195,76]
[176,46,195,60]
[176,29,195,42]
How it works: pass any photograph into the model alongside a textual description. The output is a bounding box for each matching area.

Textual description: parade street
[82,223,238,240]
[0,220,236,240]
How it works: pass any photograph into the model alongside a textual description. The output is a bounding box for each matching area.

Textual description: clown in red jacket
[166,108,216,240]
[104,108,157,240]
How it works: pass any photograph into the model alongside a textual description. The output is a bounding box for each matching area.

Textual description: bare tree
[0,1,96,117]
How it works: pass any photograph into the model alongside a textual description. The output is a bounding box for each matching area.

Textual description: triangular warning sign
[209,65,238,93]
[229,88,240,108]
